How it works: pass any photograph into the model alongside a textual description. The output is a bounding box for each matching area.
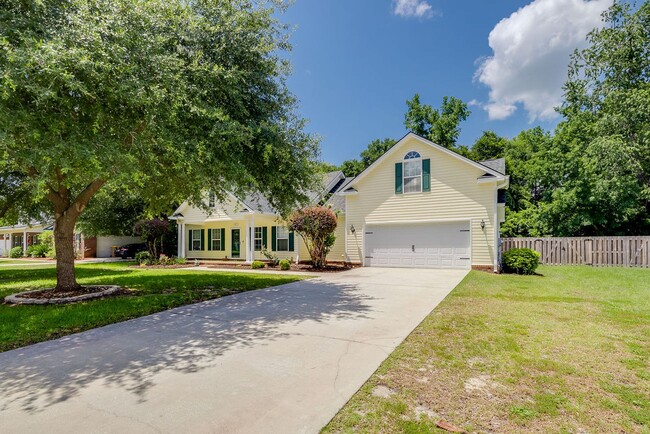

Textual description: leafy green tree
[550,1,650,235]
[359,138,396,167]
[0,0,319,290]
[404,95,471,149]
[472,131,508,161]
[339,159,365,177]
[338,138,396,177]
[76,187,146,237]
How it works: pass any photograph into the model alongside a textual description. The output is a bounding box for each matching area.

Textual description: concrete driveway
[0,267,468,434]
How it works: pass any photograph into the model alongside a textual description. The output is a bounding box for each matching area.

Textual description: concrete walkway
[0,267,468,434]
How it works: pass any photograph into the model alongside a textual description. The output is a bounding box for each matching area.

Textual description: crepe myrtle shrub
[0,0,319,291]
[502,248,541,275]
[288,206,337,269]
[133,218,170,260]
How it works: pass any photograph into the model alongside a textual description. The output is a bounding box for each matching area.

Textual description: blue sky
[280,0,613,164]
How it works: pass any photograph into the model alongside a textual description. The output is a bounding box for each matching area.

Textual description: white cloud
[475,0,612,121]
[393,0,436,19]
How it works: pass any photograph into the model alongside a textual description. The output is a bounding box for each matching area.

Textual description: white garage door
[365,221,471,269]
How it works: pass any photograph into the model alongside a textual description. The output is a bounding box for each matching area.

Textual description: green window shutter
[395,162,403,194]
[262,227,268,250]
[422,158,431,192]
[207,229,212,251]
[271,226,277,251]
[289,231,294,251]
[201,229,205,251]
[188,230,193,251]
[220,228,226,251]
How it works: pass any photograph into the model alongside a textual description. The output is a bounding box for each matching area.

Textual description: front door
[231,229,241,258]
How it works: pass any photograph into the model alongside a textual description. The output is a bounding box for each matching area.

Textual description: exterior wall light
[350,224,356,234]
[480,219,486,230]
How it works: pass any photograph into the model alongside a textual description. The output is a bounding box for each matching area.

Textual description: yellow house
[341,133,508,271]
[171,173,350,263]
[174,132,508,271]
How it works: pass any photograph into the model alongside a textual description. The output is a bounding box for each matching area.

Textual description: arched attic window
[403,151,422,193]
[395,151,430,194]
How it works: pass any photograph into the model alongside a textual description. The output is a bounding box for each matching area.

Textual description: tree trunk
[54,214,80,292]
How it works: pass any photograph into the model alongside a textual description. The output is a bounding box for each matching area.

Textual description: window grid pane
[276,226,289,251]
[404,176,421,193]
[211,230,221,251]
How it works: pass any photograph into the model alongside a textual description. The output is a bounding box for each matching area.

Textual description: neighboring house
[174,132,508,271]
[0,222,141,258]
[170,172,351,263]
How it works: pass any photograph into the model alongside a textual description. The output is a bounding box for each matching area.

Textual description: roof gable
[348,132,506,187]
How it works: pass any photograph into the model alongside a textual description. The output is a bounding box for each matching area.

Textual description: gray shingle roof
[240,171,348,214]
[478,158,506,175]
[323,176,355,212]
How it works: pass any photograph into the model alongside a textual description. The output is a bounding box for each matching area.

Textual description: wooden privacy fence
[501,237,650,267]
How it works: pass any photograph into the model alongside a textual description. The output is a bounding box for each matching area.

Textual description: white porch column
[250,215,255,262]
[244,219,251,263]
[177,223,182,257]
[22,229,27,255]
[181,223,186,258]
[295,233,300,263]
[8,233,12,253]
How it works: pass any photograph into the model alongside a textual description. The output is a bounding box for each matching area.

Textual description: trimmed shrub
[135,251,152,265]
[279,259,291,271]
[502,248,541,275]
[26,244,50,258]
[251,260,265,269]
[9,246,23,258]
[158,256,187,266]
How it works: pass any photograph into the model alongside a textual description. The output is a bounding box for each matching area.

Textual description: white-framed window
[208,192,216,208]
[211,229,222,251]
[403,151,422,194]
[189,229,202,251]
[254,227,263,251]
[276,226,289,251]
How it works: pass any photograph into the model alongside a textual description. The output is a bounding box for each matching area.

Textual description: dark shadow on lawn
[0,278,374,414]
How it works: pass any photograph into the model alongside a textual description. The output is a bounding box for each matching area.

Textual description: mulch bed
[5,285,125,305]
[201,262,357,273]
[128,264,189,269]
[16,286,120,299]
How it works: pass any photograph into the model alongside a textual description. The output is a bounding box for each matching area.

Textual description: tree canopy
[0,0,319,289]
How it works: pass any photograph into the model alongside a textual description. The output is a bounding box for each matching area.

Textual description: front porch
[176,214,300,263]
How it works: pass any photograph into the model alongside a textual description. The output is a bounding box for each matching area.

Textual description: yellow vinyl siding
[326,215,347,262]
[345,137,497,267]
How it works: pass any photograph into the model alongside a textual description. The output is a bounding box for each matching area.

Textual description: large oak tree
[0,0,319,290]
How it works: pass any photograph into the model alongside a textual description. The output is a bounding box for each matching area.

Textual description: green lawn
[0,258,51,265]
[0,262,305,352]
[324,266,650,434]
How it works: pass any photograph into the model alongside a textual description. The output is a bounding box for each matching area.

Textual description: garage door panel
[366,221,471,269]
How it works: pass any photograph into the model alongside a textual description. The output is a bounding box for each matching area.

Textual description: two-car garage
[363,221,471,269]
